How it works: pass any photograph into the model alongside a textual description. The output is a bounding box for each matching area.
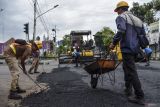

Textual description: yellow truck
[70,30,94,62]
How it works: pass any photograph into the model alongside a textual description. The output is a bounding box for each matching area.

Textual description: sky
[0,0,153,42]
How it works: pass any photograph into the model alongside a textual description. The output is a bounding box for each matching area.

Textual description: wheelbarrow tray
[84,59,116,74]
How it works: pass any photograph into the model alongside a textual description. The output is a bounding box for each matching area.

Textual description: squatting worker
[3,40,39,100]
[28,38,42,74]
[109,1,145,105]
[144,47,152,66]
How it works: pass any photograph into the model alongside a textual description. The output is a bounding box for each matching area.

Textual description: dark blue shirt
[113,11,146,54]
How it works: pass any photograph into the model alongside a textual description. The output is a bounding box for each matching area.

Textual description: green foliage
[101,27,114,47]
[62,34,71,47]
[56,34,71,54]
[153,0,160,11]
[130,2,145,22]
[130,0,160,24]
[144,10,155,24]
[94,34,103,47]
[94,27,114,48]
[57,45,65,54]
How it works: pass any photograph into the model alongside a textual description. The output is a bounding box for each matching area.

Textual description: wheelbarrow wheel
[90,75,98,89]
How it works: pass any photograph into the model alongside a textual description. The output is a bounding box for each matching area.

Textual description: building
[148,20,160,59]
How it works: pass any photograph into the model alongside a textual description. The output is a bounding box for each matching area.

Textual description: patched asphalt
[21,67,144,107]
[1,60,159,107]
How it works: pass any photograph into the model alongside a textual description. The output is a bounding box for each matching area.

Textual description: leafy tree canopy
[130,0,160,24]
[94,27,114,48]
[57,34,71,54]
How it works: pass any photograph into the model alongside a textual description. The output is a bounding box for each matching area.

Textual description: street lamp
[33,4,59,41]
[36,5,59,19]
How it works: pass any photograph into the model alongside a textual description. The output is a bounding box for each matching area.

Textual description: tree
[130,0,160,25]
[101,27,115,47]
[57,45,65,55]
[153,0,160,11]
[94,31,103,47]
[130,2,156,24]
[62,34,71,47]
[94,27,114,50]
[130,2,146,22]
[144,9,155,24]
[56,34,71,54]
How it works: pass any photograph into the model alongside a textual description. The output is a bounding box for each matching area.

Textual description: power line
[37,2,49,33]
[37,0,49,29]
[26,0,42,35]
[27,0,34,8]
[30,0,50,36]
[24,0,34,22]
[36,0,49,33]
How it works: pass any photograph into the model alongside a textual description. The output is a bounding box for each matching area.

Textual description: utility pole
[33,3,58,41]
[33,0,37,41]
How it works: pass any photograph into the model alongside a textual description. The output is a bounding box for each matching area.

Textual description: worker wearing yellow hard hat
[34,40,42,49]
[109,1,145,105]
[114,1,129,12]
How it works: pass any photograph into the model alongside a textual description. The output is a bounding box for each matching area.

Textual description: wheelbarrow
[84,59,121,88]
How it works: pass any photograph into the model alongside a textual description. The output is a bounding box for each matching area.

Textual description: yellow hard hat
[34,40,42,49]
[114,1,129,12]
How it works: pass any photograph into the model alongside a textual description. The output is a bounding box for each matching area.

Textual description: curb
[0,62,50,65]
[39,62,50,65]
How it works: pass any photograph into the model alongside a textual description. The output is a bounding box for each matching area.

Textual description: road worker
[3,39,39,100]
[72,42,80,67]
[144,47,152,66]
[109,1,145,105]
[28,40,42,74]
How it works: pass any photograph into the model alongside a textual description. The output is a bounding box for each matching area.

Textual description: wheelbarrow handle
[114,61,122,70]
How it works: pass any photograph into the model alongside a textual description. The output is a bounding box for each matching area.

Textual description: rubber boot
[8,90,22,100]
[34,70,40,73]
[28,69,33,74]
[75,57,78,67]
[16,87,26,93]
[128,96,145,105]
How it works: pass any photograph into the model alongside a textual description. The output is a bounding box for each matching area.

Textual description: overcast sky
[0,0,152,42]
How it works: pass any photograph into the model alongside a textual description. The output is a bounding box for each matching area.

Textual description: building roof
[70,30,91,36]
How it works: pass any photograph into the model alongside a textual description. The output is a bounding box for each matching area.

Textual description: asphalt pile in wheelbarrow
[21,67,141,107]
